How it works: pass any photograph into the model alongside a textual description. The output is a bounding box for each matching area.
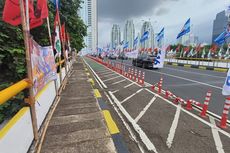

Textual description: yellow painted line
[85,68,88,71]
[172,63,178,66]
[86,72,90,76]
[184,64,191,68]
[0,107,29,139]
[88,78,95,86]
[199,66,206,70]
[94,89,102,98]
[214,68,228,73]
[102,110,120,135]
[35,81,53,100]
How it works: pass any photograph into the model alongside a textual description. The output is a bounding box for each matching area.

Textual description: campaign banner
[30,38,57,96]
[222,68,230,95]
[125,49,139,58]
[153,48,165,68]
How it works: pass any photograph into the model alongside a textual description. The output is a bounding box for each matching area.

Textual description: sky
[97,0,229,47]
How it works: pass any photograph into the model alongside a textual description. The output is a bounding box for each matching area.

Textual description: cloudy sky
[97,0,229,47]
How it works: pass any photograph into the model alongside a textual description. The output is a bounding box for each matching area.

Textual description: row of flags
[2,0,71,58]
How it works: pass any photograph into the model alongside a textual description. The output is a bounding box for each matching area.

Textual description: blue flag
[222,69,230,95]
[177,18,190,39]
[140,31,149,43]
[156,28,164,42]
[214,27,230,45]
[123,42,129,49]
[133,36,138,47]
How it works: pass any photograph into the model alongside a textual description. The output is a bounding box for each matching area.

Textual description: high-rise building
[140,21,154,49]
[212,10,228,43]
[111,24,121,49]
[79,0,98,52]
[124,20,135,49]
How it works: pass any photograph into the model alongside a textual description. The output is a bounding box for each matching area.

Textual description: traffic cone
[130,68,134,80]
[186,99,193,111]
[219,97,230,129]
[158,77,163,94]
[134,69,137,81]
[200,91,212,118]
[165,90,172,99]
[138,70,141,83]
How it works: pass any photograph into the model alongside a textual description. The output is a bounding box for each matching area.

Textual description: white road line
[124,82,135,88]
[103,76,121,82]
[121,89,143,104]
[145,69,222,90]
[144,88,230,139]
[103,73,118,77]
[99,71,114,75]
[83,58,107,89]
[166,81,224,88]
[97,70,111,74]
[209,117,225,153]
[166,104,181,148]
[109,91,158,152]
[165,67,226,79]
[135,96,157,122]
[111,90,119,94]
[112,79,126,85]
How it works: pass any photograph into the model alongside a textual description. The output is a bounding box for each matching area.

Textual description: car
[108,54,117,60]
[118,54,128,60]
[132,52,156,68]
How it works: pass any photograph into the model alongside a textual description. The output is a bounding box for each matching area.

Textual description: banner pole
[46,17,59,94]
[19,0,38,140]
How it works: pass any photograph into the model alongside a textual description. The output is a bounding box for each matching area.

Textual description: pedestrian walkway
[40,59,117,153]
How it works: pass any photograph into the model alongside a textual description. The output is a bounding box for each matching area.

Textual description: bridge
[1,56,230,153]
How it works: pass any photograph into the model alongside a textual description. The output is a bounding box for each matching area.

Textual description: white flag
[222,69,230,95]
[153,48,165,68]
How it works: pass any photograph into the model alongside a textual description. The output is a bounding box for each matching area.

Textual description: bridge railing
[0,58,72,153]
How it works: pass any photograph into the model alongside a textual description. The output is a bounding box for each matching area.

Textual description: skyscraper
[111,24,121,49]
[140,21,154,49]
[79,0,98,52]
[124,20,135,49]
[212,10,228,43]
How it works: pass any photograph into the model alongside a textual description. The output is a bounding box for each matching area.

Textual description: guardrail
[165,58,230,68]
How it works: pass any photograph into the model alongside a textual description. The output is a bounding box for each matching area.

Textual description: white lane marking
[209,117,225,153]
[144,88,230,139]
[121,89,143,104]
[145,69,222,90]
[109,91,158,152]
[97,70,111,74]
[166,81,224,87]
[99,71,115,76]
[165,67,226,79]
[166,104,181,148]
[124,82,135,88]
[83,58,107,89]
[104,92,146,153]
[135,96,157,122]
[103,76,121,82]
[103,73,118,77]
[112,79,126,85]
[111,90,119,94]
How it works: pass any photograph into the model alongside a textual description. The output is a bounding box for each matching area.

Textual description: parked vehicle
[132,52,156,68]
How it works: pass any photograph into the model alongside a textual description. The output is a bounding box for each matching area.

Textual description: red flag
[166,45,171,52]
[61,23,66,42]
[195,44,202,53]
[210,44,217,53]
[175,45,181,52]
[184,46,190,52]
[30,0,49,29]
[2,0,34,26]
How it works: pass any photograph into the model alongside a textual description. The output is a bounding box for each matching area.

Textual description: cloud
[155,8,170,16]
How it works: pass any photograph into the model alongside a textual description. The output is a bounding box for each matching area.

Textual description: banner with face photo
[30,38,57,96]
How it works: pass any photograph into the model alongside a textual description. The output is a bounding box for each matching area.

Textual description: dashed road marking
[124,82,135,88]
[112,79,126,85]
[103,73,118,77]
[166,104,181,148]
[209,116,225,153]
[104,76,121,82]
[121,89,143,104]
[135,96,157,122]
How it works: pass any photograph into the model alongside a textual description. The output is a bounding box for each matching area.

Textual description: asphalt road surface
[106,58,227,117]
[84,56,230,153]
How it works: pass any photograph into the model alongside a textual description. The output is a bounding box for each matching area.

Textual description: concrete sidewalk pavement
[40,59,122,153]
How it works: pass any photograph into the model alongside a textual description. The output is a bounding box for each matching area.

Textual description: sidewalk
[40,59,117,153]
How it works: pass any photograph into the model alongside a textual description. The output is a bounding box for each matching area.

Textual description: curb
[165,62,228,73]
[84,66,129,153]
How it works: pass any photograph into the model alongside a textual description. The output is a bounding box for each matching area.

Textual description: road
[106,58,227,117]
[84,56,230,153]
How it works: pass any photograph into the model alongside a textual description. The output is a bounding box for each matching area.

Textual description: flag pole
[19,0,38,140]
[46,17,59,95]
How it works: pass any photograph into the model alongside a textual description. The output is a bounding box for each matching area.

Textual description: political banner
[153,48,165,68]
[222,68,230,95]
[30,38,57,96]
